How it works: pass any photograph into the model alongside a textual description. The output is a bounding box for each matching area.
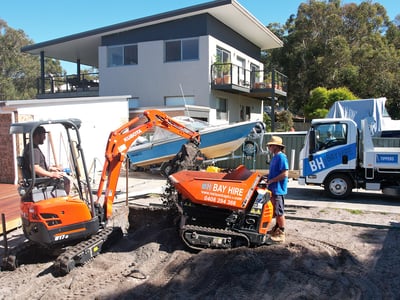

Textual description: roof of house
[21,0,283,67]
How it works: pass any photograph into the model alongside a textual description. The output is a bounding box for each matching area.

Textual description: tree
[0,19,62,100]
[304,86,357,119]
[265,1,400,118]
[275,110,294,131]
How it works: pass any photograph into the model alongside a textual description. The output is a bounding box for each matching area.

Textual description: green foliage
[304,86,357,119]
[327,87,357,106]
[275,110,294,131]
[0,19,62,100]
[304,87,329,118]
[263,112,272,132]
[265,1,400,118]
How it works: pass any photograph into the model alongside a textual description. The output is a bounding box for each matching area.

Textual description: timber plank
[0,184,21,233]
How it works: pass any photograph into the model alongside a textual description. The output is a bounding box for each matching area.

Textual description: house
[21,0,287,125]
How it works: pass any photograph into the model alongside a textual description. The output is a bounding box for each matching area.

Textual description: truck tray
[169,165,262,210]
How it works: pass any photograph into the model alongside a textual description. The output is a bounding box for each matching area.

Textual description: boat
[127,116,262,168]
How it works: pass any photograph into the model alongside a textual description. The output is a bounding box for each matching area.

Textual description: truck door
[303,122,357,184]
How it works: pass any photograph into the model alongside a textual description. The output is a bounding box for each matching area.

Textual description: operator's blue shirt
[268,152,289,195]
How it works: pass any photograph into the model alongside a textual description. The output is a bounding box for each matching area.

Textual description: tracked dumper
[168,165,273,250]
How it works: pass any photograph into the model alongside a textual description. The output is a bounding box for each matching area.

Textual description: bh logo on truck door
[303,143,357,176]
[309,157,326,172]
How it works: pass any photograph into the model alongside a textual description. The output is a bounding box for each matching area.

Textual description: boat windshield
[152,116,210,142]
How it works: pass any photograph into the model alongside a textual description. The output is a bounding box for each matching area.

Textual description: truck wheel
[324,174,353,199]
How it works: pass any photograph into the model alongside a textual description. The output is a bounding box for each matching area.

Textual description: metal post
[2,213,8,258]
[40,51,45,94]
[290,149,296,171]
[271,69,276,132]
[125,158,129,206]
[77,59,81,82]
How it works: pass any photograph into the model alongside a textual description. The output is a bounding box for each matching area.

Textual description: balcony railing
[36,73,99,98]
[210,63,287,96]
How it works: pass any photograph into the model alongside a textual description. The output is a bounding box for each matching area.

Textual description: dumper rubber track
[180,224,250,251]
[53,226,123,276]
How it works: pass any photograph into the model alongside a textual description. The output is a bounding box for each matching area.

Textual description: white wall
[99,36,210,109]
[7,96,129,176]
[98,35,264,125]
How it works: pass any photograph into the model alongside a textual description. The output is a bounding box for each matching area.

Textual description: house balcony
[210,63,287,99]
[36,73,99,99]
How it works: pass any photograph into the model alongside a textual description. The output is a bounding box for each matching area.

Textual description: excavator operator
[22,126,71,194]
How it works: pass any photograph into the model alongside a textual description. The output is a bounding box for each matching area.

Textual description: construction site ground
[1,170,400,299]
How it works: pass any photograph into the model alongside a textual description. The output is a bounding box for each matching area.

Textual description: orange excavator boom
[96,110,200,219]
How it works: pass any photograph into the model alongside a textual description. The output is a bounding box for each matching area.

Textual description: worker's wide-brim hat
[267,136,285,147]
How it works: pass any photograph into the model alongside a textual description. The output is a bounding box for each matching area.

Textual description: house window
[240,105,251,121]
[216,47,231,63]
[165,96,195,106]
[215,47,231,78]
[216,98,228,120]
[237,56,246,84]
[107,44,138,67]
[250,63,259,85]
[165,38,199,62]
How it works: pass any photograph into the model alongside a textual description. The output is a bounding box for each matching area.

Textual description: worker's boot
[270,228,285,243]
[267,224,279,235]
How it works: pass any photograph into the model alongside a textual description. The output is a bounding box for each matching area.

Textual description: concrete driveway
[115,171,400,215]
[286,179,400,214]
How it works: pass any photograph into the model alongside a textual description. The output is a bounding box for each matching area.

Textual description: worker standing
[265,136,289,243]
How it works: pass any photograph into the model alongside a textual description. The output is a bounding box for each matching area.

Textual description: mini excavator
[2,110,200,275]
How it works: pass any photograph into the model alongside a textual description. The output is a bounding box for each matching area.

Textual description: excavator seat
[17,156,31,186]
[17,156,67,202]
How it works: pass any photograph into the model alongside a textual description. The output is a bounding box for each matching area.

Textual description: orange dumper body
[169,165,274,250]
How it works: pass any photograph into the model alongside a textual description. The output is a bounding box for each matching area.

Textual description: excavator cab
[10,119,100,247]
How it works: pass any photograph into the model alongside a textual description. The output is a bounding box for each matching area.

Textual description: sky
[1,0,398,74]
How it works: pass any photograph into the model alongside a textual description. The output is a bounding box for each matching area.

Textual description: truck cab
[299,117,400,198]
[299,118,359,198]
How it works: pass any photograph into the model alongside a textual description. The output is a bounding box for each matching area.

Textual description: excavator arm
[96,109,200,220]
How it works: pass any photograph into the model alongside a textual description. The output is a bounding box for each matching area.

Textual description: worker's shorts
[271,194,285,216]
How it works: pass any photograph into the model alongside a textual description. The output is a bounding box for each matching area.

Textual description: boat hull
[127,121,258,167]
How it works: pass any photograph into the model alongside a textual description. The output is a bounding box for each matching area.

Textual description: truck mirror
[309,129,316,153]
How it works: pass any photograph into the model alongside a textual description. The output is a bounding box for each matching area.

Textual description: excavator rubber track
[53,226,123,276]
[181,224,251,251]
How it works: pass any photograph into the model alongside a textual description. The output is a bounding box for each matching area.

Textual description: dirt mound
[1,205,399,299]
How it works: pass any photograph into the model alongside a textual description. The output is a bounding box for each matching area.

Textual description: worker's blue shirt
[268,152,289,195]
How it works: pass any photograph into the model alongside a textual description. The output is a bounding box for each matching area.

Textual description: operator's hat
[33,126,46,136]
[267,136,285,148]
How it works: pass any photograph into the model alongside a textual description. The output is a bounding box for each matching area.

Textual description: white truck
[298,98,400,198]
